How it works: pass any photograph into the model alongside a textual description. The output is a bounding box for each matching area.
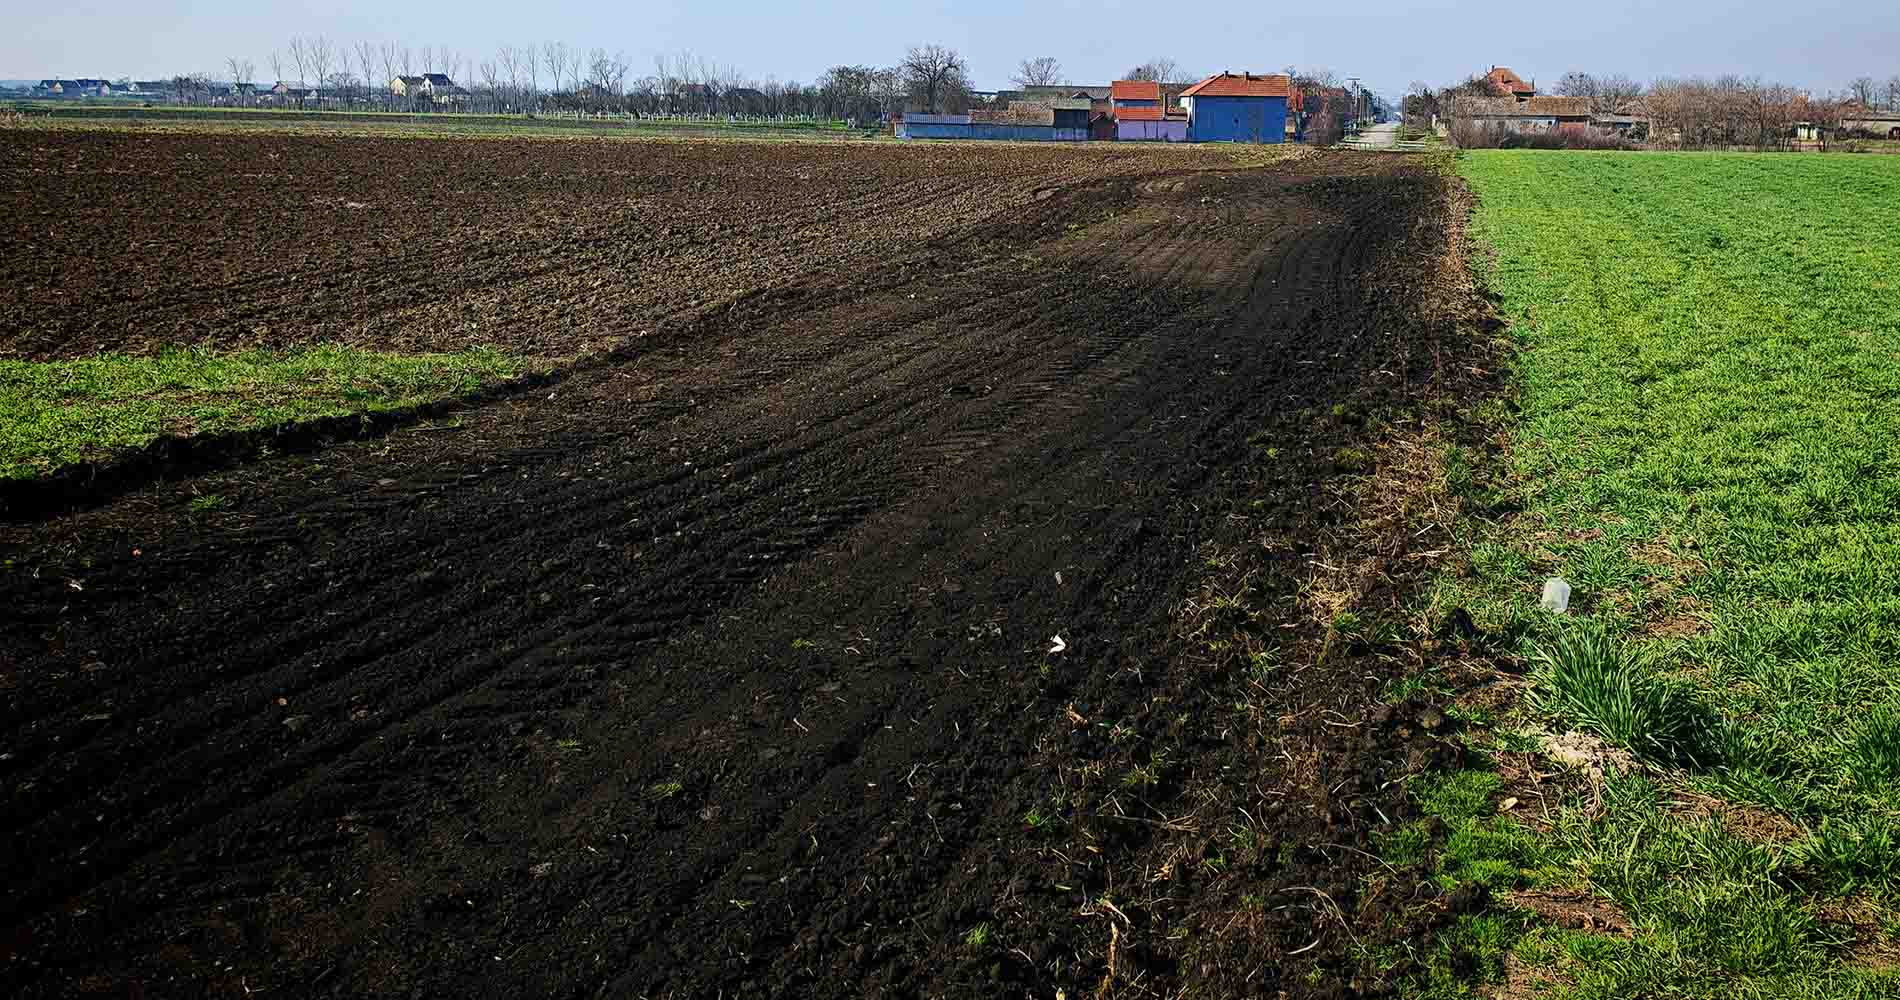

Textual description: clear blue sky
[8,0,1896,98]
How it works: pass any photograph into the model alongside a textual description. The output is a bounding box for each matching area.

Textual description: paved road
[1356,122,1400,148]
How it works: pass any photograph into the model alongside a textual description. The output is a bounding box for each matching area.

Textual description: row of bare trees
[1846,75,1900,110]
[1411,68,1895,150]
[185,38,1003,120]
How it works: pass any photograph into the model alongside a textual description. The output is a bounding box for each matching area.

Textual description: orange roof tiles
[1110,80,1162,102]
[1179,73,1292,99]
[1486,67,1534,96]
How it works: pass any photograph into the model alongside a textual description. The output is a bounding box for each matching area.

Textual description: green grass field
[0,346,520,478]
[1421,151,1900,996]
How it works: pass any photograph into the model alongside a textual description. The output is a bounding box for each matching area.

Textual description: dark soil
[1,130,1220,361]
[1,140,1491,998]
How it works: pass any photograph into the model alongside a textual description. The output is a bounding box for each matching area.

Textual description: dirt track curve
[2,148,1475,998]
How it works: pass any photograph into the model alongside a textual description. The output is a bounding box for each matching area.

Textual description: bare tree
[268,50,283,87]
[1594,73,1645,114]
[522,43,540,108]
[1012,56,1063,89]
[1849,76,1878,107]
[355,41,377,101]
[610,51,630,97]
[498,45,521,109]
[543,41,569,95]
[874,67,905,119]
[421,46,435,75]
[900,43,968,113]
[400,46,414,76]
[1124,58,1184,84]
[1887,75,1900,111]
[1556,71,1597,99]
[565,46,585,105]
[288,36,309,91]
[308,36,334,105]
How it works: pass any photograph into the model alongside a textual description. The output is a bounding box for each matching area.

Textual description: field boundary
[0,362,562,522]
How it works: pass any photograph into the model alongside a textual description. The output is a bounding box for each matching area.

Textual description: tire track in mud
[0,155,1433,997]
[0,178,1218,918]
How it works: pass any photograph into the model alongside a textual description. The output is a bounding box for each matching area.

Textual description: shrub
[1530,621,1710,766]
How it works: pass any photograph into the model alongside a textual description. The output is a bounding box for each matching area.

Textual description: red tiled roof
[1486,67,1534,95]
[1179,73,1291,99]
[1115,105,1164,121]
[1110,80,1162,102]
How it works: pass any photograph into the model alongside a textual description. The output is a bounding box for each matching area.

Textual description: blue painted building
[1180,72,1292,144]
[896,101,1088,142]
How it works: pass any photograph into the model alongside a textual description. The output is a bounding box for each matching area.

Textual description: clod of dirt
[282,715,309,733]
[1506,888,1633,937]
[1543,730,1635,782]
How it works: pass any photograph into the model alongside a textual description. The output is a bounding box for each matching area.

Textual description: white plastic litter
[1540,577,1572,613]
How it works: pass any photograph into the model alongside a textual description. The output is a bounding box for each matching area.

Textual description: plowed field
[2,133,1487,997]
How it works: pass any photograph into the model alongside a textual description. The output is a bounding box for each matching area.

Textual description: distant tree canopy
[1013,56,1063,89]
[901,43,969,113]
[1123,58,1187,85]
[1556,71,1645,113]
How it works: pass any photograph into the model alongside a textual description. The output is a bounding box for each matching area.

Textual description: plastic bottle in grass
[1540,578,1571,613]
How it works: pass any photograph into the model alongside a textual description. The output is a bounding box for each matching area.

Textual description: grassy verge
[1401,151,1900,996]
[0,345,522,478]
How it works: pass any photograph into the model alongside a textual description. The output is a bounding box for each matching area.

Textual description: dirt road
[2,148,1475,997]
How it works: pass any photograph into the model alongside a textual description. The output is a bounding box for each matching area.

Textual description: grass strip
[0,344,521,478]
[1400,150,1900,996]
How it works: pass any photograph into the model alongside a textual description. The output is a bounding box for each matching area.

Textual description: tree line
[1408,68,1900,150]
[153,41,1239,119]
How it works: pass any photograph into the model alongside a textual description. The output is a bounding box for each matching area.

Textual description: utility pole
[1347,76,1362,131]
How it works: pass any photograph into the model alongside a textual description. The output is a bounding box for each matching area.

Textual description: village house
[1180,72,1293,144]
[1110,80,1188,141]
[390,73,456,100]
[1454,95,1592,133]
[35,79,108,97]
[1485,66,1536,100]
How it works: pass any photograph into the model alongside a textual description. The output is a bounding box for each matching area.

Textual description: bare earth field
[1,131,1489,997]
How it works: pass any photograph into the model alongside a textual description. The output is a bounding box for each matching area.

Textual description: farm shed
[1115,106,1189,142]
[1454,96,1592,133]
[1841,111,1900,138]
[1181,73,1292,144]
[898,110,1085,142]
[1046,97,1092,132]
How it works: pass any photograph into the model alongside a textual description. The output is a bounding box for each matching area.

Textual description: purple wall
[1116,119,1188,142]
